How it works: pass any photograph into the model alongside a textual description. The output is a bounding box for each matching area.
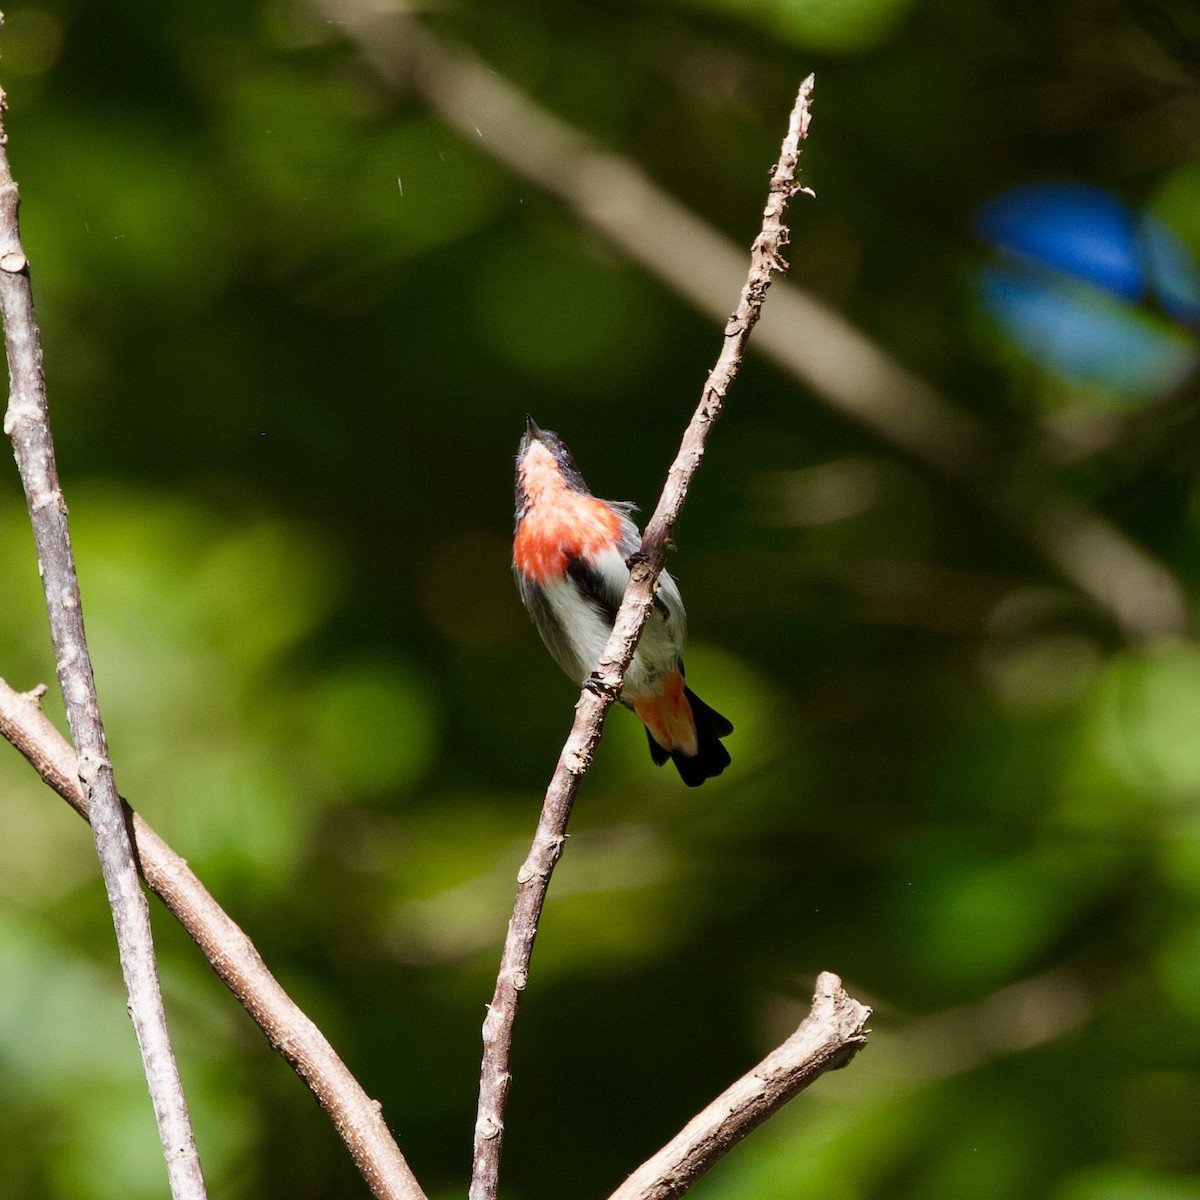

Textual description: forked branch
[470,78,818,1200]
[607,973,870,1200]
[0,82,206,1200]
[0,679,428,1200]
[0,35,863,1200]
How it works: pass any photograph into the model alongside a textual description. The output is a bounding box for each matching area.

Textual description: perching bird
[513,417,732,786]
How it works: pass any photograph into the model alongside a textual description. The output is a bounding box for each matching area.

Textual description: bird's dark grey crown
[518,417,591,496]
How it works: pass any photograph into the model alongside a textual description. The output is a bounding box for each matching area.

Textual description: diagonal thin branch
[0,84,207,1200]
[319,3,1186,643]
[468,79,817,1200]
[606,972,871,1200]
[0,678,429,1200]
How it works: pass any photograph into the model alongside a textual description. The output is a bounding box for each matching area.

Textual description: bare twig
[0,679,429,1200]
[0,86,207,1200]
[653,969,1090,1198]
[606,973,870,1200]
[318,3,1186,642]
[468,80,817,1200]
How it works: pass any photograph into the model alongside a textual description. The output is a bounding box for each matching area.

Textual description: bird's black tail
[646,688,733,787]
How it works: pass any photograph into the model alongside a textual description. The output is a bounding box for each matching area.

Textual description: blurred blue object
[975,183,1200,401]
[980,184,1144,301]
[1139,219,1200,325]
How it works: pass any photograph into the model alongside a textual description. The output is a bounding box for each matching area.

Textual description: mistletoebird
[513,418,732,786]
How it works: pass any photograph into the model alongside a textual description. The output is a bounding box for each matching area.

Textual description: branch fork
[469,74,832,1200]
[0,33,868,1200]
[607,972,871,1200]
[0,85,207,1200]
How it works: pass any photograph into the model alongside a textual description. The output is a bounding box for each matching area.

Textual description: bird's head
[515,417,593,525]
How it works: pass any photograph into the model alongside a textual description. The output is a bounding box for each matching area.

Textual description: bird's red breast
[514,442,623,586]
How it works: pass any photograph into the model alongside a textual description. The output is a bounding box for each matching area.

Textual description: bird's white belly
[541,574,685,699]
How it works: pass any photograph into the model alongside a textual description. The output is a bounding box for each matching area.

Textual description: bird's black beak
[525,415,544,441]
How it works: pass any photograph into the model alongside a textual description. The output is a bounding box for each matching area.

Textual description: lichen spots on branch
[514,443,621,585]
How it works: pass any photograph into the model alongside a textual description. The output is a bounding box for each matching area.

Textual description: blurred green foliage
[2,0,1200,1197]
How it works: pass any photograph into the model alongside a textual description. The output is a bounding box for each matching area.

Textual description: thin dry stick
[0,679,428,1200]
[613,968,1088,1200]
[607,973,870,1200]
[322,3,1186,642]
[468,80,817,1200]
[0,87,206,1200]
